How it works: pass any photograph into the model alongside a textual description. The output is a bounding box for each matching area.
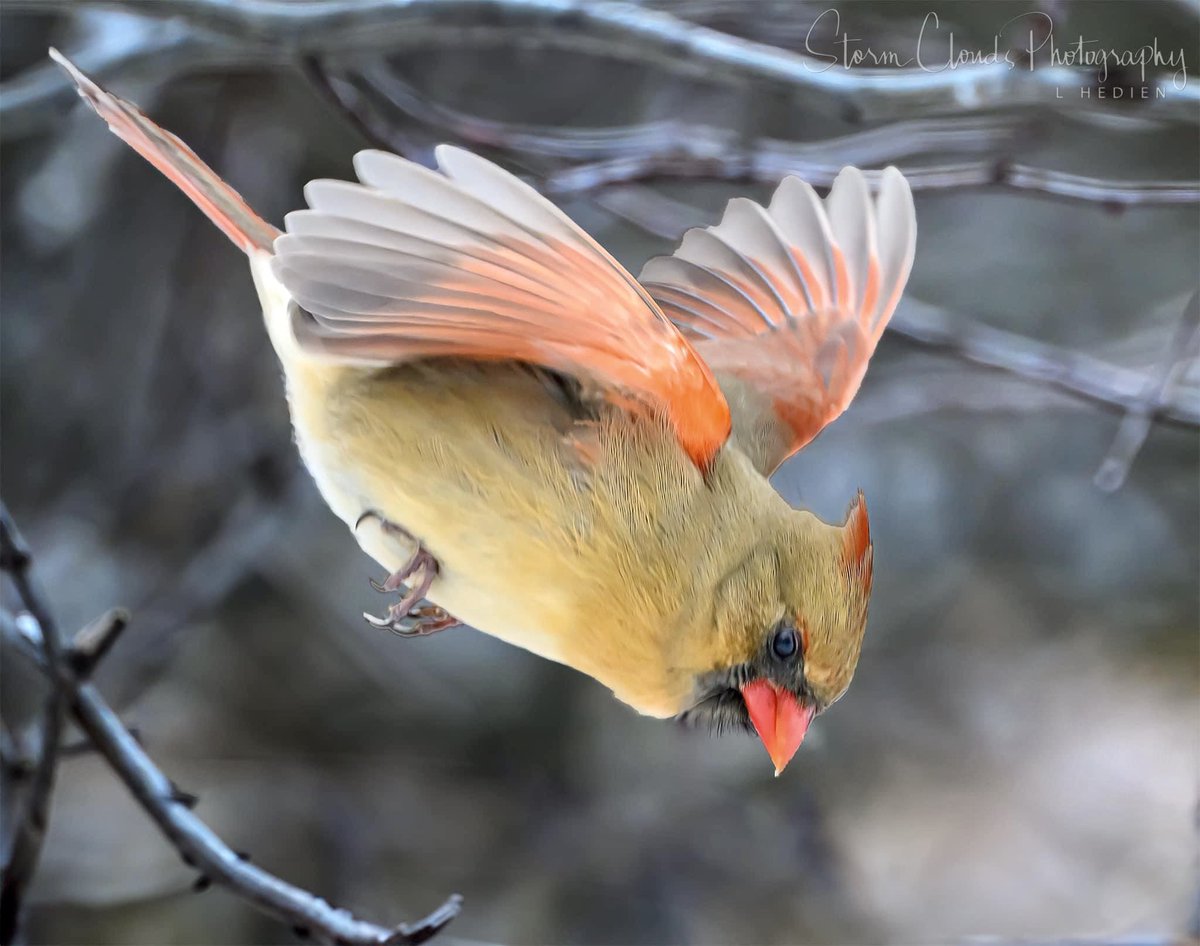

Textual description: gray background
[1,1,1197,943]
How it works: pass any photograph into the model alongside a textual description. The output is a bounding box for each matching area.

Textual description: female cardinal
[52,50,915,774]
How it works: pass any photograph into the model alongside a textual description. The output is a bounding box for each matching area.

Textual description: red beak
[741,680,815,775]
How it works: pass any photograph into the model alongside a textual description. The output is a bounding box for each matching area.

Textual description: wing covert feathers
[640,167,916,474]
[276,145,730,469]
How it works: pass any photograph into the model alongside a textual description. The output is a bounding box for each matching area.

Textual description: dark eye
[771,624,798,661]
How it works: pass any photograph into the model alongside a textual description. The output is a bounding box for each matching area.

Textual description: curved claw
[363,603,460,637]
[390,605,461,637]
[364,609,398,633]
[360,523,460,638]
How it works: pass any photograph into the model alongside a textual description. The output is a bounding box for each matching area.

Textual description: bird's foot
[366,602,460,637]
[358,512,460,638]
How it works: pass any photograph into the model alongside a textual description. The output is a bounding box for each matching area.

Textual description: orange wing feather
[640,168,916,475]
[275,147,730,469]
[52,48,731,471]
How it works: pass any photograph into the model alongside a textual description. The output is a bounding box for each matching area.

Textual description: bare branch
[0,505,462,946]
[543,154,1200,206]
[8,0,1197,122]
[891,301,1200,430]
[0,509,68,677]
[0,507,67,946]
[306,62,1198,210]
[334,61,1026,163]
[1094,291,1200,490]
[105,481,301,707]
[848,368,1089,427]
[66,607,130,678]
[593,186,702,239]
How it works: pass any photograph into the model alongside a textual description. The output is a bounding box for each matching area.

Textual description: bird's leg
[356,512,461,637]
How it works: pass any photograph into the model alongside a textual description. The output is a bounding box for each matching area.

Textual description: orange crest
[842,490,872,591]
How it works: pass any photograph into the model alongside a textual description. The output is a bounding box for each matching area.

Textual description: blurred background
[2,1,1198,943]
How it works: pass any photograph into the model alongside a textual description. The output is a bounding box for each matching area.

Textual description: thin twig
[0,506,462,946]
[337,61,1026,163]
[105,479,301,708]
[358,60,1182,206]
[307,61,1197,209]
[848,367,1089,427]
[67,607,130,678]
[593,186,702,239]
[638,0,905,56]
[891,301,1200,430]
[0,507,67,946]
[306,57,716,270]
[543,154,1200,206]
[1094,291,1200,490]
[0,718,33,779]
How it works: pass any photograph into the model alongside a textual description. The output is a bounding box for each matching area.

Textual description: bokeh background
[2,1,1198,944]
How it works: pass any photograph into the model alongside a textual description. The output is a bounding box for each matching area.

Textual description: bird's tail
[49,48,280,255]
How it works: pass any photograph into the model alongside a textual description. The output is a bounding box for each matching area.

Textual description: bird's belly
[350,493,579,665]
[285,360,596,665]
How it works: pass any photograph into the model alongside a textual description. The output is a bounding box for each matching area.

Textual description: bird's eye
[771,624,798,661]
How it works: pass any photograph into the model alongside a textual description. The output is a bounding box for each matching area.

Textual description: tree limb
[0,504,462,946]
[329,61,1027,163]
[543,155,1200,206]
[307,61,1199,209]
[1094,291,1200,489]
[8,0,1198,122]
[892,301,1200,430]
[0,508,67,946]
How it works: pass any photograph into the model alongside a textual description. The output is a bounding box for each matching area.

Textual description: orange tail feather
[49,48,280,255]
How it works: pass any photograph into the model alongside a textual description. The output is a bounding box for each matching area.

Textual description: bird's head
[677,492,873,774]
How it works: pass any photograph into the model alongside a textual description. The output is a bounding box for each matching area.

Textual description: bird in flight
[52,49,915,774]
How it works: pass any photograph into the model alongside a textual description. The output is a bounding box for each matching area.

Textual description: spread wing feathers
[273,146,730,469]
[639,166,916,474]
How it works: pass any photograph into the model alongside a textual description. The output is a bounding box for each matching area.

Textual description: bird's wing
[639,167,916,476]
[274,146,730,470]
